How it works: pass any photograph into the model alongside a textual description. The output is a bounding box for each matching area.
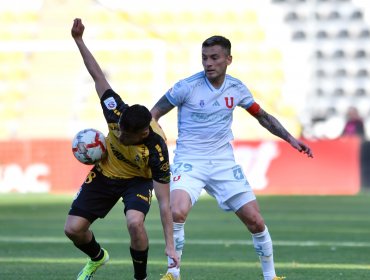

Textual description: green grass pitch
[0,193,369,279]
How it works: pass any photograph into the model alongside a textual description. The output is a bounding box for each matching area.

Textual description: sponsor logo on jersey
[199,100,205,107]
[110,143,140,169]
[190,112,231,123]
[103,97,117,110]
[212,100,220,106]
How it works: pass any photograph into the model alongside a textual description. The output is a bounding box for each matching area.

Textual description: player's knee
[251,220,265,234]
[237,202,265,233]
[245,214,265,233]
[127,219,145,236]
[255,216,266,232]
[64,223,80,240]
[171,208,188,223]
[127,221,147,248]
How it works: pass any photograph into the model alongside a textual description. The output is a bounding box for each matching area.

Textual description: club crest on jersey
[224,97,234,108]
[103,97,117,110]
[160,162,170,172]
[199,100,205,108]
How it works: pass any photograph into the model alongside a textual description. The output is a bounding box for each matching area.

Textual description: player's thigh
[170,160,206,206]
[69,169,120,223]
[224,191,256,212]
[120,177,153,216]
[206,161,253,209]
[170,189,193,221]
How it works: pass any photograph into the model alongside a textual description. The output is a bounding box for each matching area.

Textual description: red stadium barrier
[232,137,360,195]
[0,140,90,194]
[0,137,360,195]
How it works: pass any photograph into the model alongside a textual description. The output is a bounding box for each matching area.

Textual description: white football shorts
[170,158,256,211]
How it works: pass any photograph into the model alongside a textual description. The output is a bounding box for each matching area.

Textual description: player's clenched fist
[71,18,84,39]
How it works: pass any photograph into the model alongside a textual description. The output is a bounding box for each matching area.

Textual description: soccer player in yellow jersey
[64,18,179,280]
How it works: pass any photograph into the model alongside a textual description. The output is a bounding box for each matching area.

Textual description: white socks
[166,222,185,277]
[166,223,276,280]
[252,226,276,280]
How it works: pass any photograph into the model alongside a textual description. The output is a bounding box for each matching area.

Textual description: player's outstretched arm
[152,180,180,268]
[71,18,111,99]
[150,95,175,121]
[253,107,313,158]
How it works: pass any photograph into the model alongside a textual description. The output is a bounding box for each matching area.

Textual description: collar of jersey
[204,73,227,93]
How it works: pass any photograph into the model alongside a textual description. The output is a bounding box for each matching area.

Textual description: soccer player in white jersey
[151,35,313,280]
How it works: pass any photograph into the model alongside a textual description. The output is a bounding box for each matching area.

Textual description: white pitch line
[0,257,369,270]
[0,236,369,247]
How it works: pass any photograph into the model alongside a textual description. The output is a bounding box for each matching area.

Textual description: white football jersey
[166,71,255,160]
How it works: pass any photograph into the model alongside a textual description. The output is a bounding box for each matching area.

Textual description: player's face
[202,45,232,88]
[119,127,150,146]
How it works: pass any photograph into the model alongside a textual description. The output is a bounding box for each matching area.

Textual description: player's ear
[227,55,232,65]
[141,127,150,138]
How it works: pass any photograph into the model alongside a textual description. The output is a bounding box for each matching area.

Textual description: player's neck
[208,76,225,89]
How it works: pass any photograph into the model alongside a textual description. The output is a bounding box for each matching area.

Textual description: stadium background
[0,0,369,194]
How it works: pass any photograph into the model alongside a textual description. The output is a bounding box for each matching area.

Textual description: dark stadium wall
[360,141,370,189]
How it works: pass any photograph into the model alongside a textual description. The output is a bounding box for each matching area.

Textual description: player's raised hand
[71,18,85,39]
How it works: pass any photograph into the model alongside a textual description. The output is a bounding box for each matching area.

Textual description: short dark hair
[119,104,152,132]
[202,35,231,55]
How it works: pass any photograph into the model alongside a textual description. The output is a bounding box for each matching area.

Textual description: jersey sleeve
[148,135,171,184]
[237,83,256,110]
[165,79,190,107]
[100,89,129,123]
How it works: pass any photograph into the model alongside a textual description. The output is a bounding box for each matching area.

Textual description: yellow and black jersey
[96,89,170,184]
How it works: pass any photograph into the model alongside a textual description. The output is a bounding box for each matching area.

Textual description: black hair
[202,35,231,55]
[119,104,152,132]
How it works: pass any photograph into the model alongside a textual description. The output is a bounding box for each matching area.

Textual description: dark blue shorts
[69,167,153,223]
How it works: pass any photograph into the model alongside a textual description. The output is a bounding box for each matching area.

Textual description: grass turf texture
[0,193,369,279]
